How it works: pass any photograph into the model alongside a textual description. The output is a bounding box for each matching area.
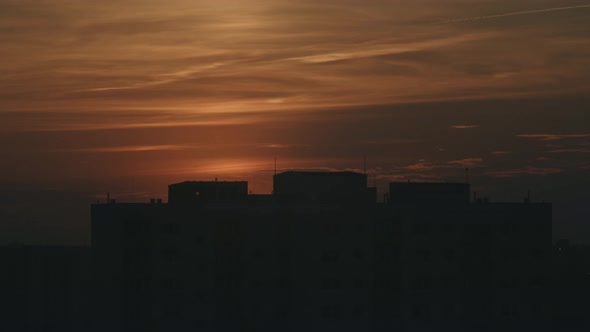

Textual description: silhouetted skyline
[3,171,568,331]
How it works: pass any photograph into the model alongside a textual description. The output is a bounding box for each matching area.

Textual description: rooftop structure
[273,171,371,203]
[389,182,470,205]
[168,180,248,205]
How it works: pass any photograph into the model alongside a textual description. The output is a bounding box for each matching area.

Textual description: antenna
[465,168,469,184]
[274,157,277,175]
[363,155,367,175]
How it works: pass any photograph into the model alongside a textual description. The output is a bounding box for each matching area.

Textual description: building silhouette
[86,171,552,332]
[0,245,92,331]
[1,170,581,331]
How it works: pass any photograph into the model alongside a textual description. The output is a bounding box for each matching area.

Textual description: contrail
[437,4,590,24]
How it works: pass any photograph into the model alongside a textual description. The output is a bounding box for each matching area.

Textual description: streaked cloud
[485,167,563,178]
[518,134,590,141]
[438,4,590,24]
[451,125,479,129]
[404,157,483,170]
[547,149,590,153]
[54,145,192,153]
[403,161,444,171]
[448,158,484,167]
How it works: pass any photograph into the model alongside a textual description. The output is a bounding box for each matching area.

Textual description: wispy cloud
[518,134,590,141]
[438,4,590,24]
[404,157,483,170]
[451,125,479,129]
[486,167,562,178]
[491,151,511,155]
[448,158,484,167]
[547,148,590,153]
[54,145,192,153]
[403,161,444,171]
[258,144,294,149]
[287,33,493,64]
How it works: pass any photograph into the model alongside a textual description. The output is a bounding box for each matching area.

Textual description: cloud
[258,144,293,149]
[518,134,590,141]
[403,157,483,170]
[491,151,511,155]
[286,33,494,64]
[53,145,192,153]
[451,125,479,129]
[448,158,484,167]
[547,149,590,153]
[403,161,444,171]
[438,4,590,24]
[485,167,562,178]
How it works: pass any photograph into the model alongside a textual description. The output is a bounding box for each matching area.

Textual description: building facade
[88,173,552,332]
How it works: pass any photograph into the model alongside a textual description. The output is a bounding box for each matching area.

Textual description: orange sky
[1,0,590,244]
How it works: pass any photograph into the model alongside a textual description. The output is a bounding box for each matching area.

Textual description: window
[355,223,367,233]
[413,223,430,235]
[442,224,455,232]
[252,248,264,260]
[500,223,517,235]
[162,223,180,234]
[353,278,365,289]
[163,302,181,317]
[416,249,431,262]
[194,320,207,329]
[195,233,207,245]
[352,304,366,317]
[276,277,289,288]
[323,223,342,235]
[412,303,430,320]
[321,304,340,319]
[277,249,290,262]
[321,278,340,290]
[321,251,339,263]
[498,278,519,288]
[413,276,431,290]
[444,248,455,262]
[531,248,543,259]
[161,244,180,260]
[160,278,182,290]
[353,248,366,261]
[275,304,289,319]
[501,247,520,260]
[500,304,519,318]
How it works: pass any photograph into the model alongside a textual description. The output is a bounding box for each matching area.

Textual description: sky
[1,0,589,245]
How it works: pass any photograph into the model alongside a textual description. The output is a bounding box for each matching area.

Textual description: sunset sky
[1,0,589,244]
